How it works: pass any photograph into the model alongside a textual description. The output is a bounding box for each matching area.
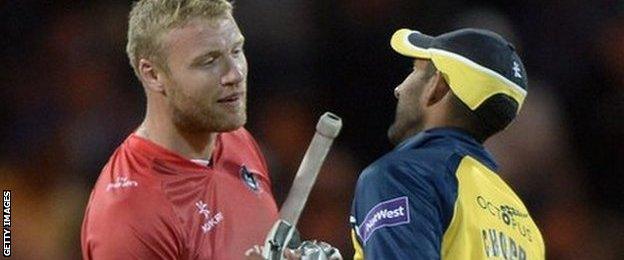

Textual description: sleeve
[81,189,184,260]
[350,158,452,259]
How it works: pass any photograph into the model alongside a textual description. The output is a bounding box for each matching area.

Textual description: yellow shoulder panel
[442,156,545,259]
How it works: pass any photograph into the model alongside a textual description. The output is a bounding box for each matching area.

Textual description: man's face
[387,59,436,145]
[160,15,247,133]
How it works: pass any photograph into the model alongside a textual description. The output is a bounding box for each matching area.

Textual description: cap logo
[512,61,522,78]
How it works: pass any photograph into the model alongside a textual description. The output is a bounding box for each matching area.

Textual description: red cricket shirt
[81,128,279,259]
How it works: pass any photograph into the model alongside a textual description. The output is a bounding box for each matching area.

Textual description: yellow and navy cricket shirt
[350,128,544,259]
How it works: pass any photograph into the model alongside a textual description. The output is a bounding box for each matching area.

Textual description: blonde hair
[126,0,233,77]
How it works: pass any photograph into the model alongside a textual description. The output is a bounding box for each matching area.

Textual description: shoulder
[357,146,458,191]
[86,141,179,225]
[86,167,178,226]
[88,185,172,220]
[353,146,460,228]
[94,140,162,193]
[82,171,183,259]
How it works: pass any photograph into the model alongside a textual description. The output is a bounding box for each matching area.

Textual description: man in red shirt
[81,0,279,258]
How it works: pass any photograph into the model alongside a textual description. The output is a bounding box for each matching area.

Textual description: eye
[232,48,244,56]
[201,57,216,66]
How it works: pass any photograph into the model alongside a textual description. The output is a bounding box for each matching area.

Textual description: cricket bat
[262,112,342,259]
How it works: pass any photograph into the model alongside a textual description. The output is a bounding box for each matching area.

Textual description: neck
[136,102,217,161]
[422,118,482,143]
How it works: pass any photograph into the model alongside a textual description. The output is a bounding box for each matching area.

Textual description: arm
[351,159,449,259]
[81,189,183,260]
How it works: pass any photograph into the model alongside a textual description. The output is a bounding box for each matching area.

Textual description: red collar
[126,133,224,174]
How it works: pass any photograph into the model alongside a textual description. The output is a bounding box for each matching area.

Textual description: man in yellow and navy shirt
[350,28,545,259]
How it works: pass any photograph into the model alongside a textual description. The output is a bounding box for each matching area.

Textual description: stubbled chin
[215,112,246,132]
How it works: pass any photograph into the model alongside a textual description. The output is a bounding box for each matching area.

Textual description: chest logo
[106,176,138,191]
[476,195,533,242]
[195,200,224,234]
[240,165,261,193]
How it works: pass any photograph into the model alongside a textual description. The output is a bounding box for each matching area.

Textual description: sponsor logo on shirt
[240,165,261,193]
[106,177,138,191]
[195,200,223,234]
[357,196,410,244]
[476,195,533,242]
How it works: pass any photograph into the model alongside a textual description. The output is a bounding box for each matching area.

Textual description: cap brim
[390,29,435,59]
[390,28,526,113]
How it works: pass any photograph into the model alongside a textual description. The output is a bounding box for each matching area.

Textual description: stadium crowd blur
[1,0,623,259]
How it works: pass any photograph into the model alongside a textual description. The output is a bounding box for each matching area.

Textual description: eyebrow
[190,51,221,66]
[233,37,245,47]
[190,37,246,66]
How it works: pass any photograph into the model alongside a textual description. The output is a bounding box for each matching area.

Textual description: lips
[217,92,243,103]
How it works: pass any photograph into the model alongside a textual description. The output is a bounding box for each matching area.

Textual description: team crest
[240,165,261,193]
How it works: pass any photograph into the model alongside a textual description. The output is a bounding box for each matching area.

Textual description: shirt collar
[395,127,498,170]
[126,133,222,173]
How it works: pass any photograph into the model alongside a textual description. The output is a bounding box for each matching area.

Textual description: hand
[244,245,264,260]
[244,241,342,260]
[298,240,343,260]
[244,245,301,260]
[284,248,303,259]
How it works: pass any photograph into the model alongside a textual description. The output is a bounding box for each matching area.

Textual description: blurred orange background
[1,0,623,259]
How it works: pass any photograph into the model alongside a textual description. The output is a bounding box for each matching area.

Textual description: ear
[138,58,166,94]
[424,71,450,106]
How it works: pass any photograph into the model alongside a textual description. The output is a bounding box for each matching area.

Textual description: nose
[221,57,245,87]
[394,86,400,99]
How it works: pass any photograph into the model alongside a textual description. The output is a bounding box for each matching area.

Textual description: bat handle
[279,112,342,226]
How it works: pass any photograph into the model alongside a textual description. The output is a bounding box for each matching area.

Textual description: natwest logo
[364,206,406,231]
[358,196,410,244]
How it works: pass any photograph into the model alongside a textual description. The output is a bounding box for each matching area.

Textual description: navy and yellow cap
[391,28,528,113]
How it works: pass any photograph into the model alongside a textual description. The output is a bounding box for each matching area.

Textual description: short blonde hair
[126,0,233,77]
